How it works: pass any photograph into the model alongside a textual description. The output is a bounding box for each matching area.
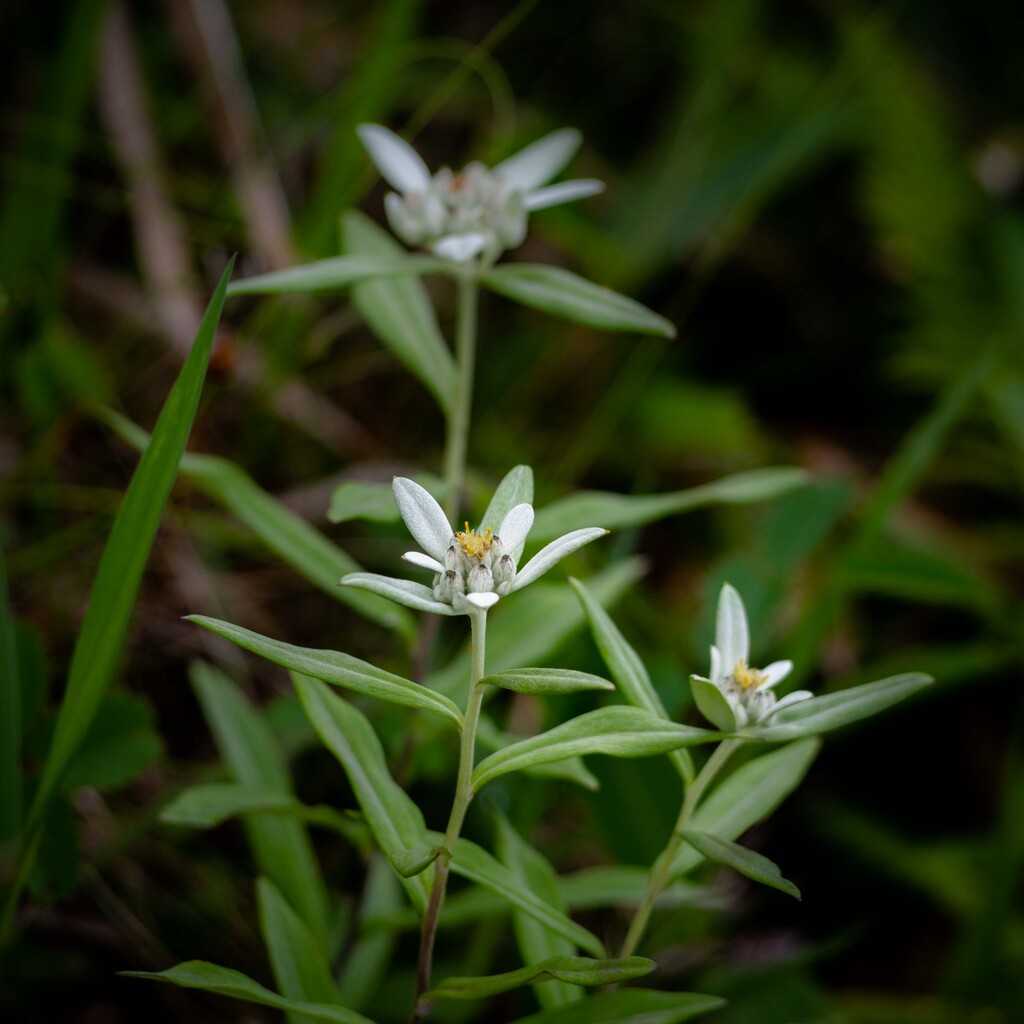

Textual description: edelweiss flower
[356,124,604,263]
[690,584,813,731]
[342,478,607,615]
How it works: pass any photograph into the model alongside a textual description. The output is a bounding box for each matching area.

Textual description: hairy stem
[411,609,487,1022]
[442,272,478,521]
[618,739,742,959]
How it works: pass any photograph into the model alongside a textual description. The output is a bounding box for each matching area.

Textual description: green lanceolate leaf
[227,253,449,296]
[480,264,676,338]
[671,738,820,878]
[513,988,726,1024]
[294,674,432,912]
[188,617,462,729]
[388,844,439,878]
[426,956,655,1000]
[428,832,605,958]
[342,210,457,411]
[680,830,800,899]
[689,675,738,733]
[478,465,535,536]
[122,962,374,1024]
[476,716,600,792]
[257,877,344,1024]
[571,578,693,783]
[471,707,719,794]
[753,673,933,742]
[479,667,614,696]
[191,663,332,948]
[533,467,808,541]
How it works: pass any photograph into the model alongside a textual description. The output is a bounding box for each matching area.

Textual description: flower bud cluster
[432,525,518,606]
[719,659,778,727]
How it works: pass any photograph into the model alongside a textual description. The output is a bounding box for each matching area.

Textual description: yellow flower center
[456,523,494,560]
[733,658,767,691]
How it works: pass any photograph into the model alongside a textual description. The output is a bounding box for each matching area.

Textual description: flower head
[356,124,604,264]
[342,477,607,616]
[690,584,813,731]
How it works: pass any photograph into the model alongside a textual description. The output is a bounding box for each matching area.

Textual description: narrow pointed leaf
[493,128,582,191]
[715,584,748,674]
[426,956,655,1000]
[481,265,676,337]
[689,675,738,733]
[753,673,933,741]
[389,844,439,878]
[672,739,820,877]
[478,465,534,538]
[472,707,719,793]
[479,668,614,696]
[511,528,608,592]
[681,829,800,899]
[572,578,693,783]
[513,989,726,1024]
[427,832,605,957]
[341,573,458,618]
[343,210,456,411]
[122,962,374,1024]
[294,675,432,912]
[532,468,808,540]
[476,716,599,792]
[227,253,448,295]
[392,477,453,561]
[187,616,462,728]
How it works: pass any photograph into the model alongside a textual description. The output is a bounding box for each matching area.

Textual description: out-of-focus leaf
[426,955,655,1000]
[753,673,932,742]
[293,674,432,912]
[227,254,449,295]
[191,663,331,949]
[122,962,374,1024]
[472,708,719,793]
[513,988,725,1024]
[342,210,457,412]
[0,556,20,840]
[479,667,613,696]
[480,264,676,337]
[188,617,461,728]
[532,468,808,541]
[689,675,739,733]
[328,474,446,525]
[479,465,534,534]
[680,829,800,899]
[672,739,820,877]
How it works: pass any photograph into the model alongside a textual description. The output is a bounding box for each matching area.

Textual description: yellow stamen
[733,658,767,691]
[456,524,493,559]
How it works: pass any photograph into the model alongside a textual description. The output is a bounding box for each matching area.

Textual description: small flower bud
[466,563,493,594]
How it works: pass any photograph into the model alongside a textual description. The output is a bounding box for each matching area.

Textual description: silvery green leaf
[426,956,655,1001]
[513,989,725,1024]
[341,573,458,618]
[328,474,448,526]
[188,616,462,728]
[388,844,439,879]
[497,503,534,562]
[753,673,933,742]
[671,739,820,878]
[530,468,809,540]
[476,716,599,792]
[122,961,373,1024]
[481,265,676,338]
[227,254,449,296]
[511,528,608,591]
[356,124,431,193]
[479,667,614,696]
[571,578,693,783]
[471,707,720,793]
[391,477,453,561]
[689,675,738,733]
[715,583,749,676]
[523,179,604,211]
[493,128,582,191]
[478,465,534,536]
[680,829,800,899]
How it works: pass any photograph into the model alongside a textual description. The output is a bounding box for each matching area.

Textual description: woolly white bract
[356,124,604,263]
[342,477,607,615]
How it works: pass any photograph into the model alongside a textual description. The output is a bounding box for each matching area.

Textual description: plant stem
[442,271,478,521]
[617,738,742,959]
[411,608,487,1022]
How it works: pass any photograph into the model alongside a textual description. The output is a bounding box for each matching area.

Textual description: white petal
[357,124,431,193]
[392,478,453,562]
[497,503,534,561]
[341,573,456,616]
[402,551,445,573]
[523,179,604,211]
[715,584,749,676]
[465,592,500,610]
[709,645,722,682]
[509,528,608,592]
[760,660,794,689]
[772,690,814,713]
[432,232,488,262]
[493,128,582,191]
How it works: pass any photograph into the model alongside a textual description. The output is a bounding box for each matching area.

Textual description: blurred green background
[2,0,1023,1021]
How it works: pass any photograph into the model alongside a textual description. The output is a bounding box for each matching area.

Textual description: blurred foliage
[2,0,1023,1022]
